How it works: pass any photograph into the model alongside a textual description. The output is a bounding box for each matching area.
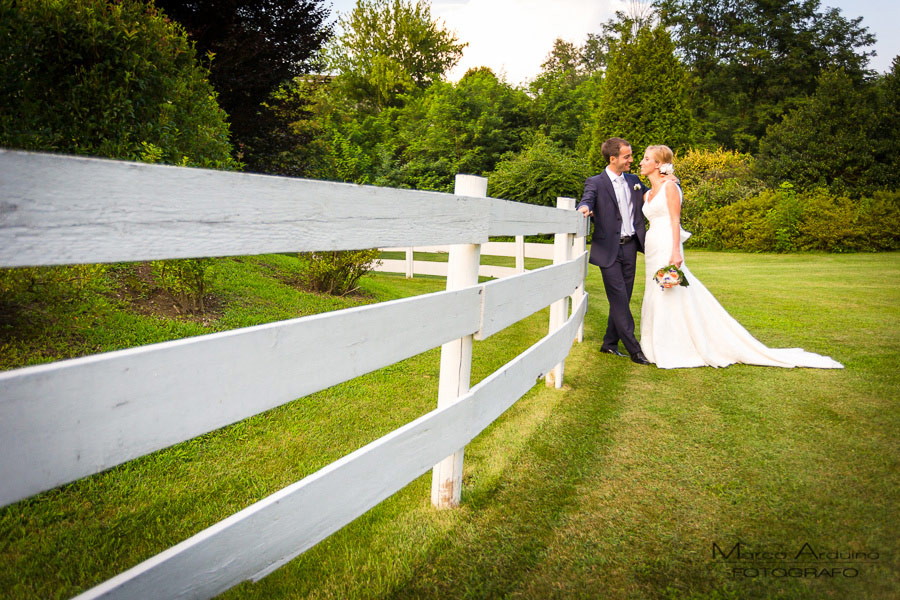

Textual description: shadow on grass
[382,351,628,598]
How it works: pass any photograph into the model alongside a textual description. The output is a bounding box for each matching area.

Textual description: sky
[327,0,900,86]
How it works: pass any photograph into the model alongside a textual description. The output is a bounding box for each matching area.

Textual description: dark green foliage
[656,0,876,153]
[296,250,382,296]
[0,0,237,169]
[488,135,591,207]
[756,68,881,197]
[873,57,900,183]
[529,39,603,152]
[389,68,533,191]
[153,0,333,175]
[588,20,700,170]
[289,67,530,191]
[700,185,900,252]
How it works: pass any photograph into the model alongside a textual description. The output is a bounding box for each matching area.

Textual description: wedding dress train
[639,181,843,369]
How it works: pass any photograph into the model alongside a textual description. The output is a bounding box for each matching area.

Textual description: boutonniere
[633,183,641,191]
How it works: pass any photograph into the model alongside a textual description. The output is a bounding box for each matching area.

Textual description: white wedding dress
[639,181,843,369]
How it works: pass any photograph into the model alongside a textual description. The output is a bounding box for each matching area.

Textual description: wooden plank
[476,251,587,340]
[0,150,491,267]
[0,287,482,508]
[479,241,553,260]
[373,260,514,280]
[72,295,587,600]
[0,151,586,268]
[487,198,586,238]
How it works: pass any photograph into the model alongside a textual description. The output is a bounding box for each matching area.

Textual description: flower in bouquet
[653,264,689,290]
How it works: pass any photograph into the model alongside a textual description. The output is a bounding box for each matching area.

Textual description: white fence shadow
[0,150,588,600]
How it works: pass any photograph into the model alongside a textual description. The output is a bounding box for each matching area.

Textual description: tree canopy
[0,0,236,169]
[656,0,876,152]
[326,0,466,109]
[588,19,700,169]
[154,0,333,172]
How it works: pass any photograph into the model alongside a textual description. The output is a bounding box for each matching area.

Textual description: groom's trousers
[599,237,641,355]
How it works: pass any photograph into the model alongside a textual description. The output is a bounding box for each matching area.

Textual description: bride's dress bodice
[638,180,841,370]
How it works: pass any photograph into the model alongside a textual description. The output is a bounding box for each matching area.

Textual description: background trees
[656,0,876,153]
[154,0,333,174]
[0,0,236,168]
[325,0,465,110]
[588,18,700,169]
[3,0,897,255]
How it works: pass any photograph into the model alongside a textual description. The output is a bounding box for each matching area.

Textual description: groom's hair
[601,137,631,163]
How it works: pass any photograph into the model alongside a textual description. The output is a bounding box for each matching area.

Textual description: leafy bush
[150,259,212,313]
[674,148,764,245]
[0,0,238,169]
[700,185,900,252]
[296,250,382,296]
[488,134,591,207]
[853,191,900,251]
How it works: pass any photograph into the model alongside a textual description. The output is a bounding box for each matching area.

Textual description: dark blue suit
[577,171,649,355]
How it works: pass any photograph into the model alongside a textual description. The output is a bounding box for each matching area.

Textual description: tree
[587,20,700,170]
[529,39,602,152]
[154,0,333,173]
[756,68,879,197]
[0,0,236,168]
[326,0,466,109]
[656,0,876,152]
[390,68,532,190]
[873,56,900,183]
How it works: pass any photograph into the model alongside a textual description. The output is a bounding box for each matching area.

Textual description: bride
[638,145,843,369]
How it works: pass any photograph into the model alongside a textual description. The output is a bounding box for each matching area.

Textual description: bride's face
[639,154,658,176]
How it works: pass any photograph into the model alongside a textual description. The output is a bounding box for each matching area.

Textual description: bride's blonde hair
[645,145,674,166]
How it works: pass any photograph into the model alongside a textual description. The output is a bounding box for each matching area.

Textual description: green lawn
[1,251,898,599]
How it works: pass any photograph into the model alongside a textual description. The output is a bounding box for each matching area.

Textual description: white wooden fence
[0,149,588,599]
[377,241,556,279]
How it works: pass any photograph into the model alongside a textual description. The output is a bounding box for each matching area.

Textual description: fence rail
[0,149,588,599]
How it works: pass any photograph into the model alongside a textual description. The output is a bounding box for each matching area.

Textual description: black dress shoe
[601,347,626,357]
[630,351,651,365]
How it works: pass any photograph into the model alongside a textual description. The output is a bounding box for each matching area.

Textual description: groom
[577,137,651,365]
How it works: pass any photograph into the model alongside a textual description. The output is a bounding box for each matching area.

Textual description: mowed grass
[1,251,898,599]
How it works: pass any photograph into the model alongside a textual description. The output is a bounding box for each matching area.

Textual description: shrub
[0,0,238,169]
[855,191,900,251]
[674,148,765,245]
[700,190,777,251]
[700,185,900,252]
[488,134,591,207]
[297,250,382,296]
[150,259,211,313]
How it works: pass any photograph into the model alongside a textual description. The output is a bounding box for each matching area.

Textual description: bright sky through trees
[329,0,900,85]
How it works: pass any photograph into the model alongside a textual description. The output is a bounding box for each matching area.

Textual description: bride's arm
[666,184,683,268]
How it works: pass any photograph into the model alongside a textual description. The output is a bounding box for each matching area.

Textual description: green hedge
[699,184,900,252]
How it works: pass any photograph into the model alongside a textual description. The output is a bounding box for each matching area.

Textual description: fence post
[571,200,587,343]
[431,174,486,509]
[515,235,525,273]
[405,247,414,278]
[545,197,575,388]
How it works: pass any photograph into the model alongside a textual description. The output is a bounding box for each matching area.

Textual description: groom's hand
[578,205,593,217]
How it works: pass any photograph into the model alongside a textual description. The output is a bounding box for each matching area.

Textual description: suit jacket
[577,171,649,268]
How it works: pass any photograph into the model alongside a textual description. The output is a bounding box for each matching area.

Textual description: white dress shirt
[605,167,635,237]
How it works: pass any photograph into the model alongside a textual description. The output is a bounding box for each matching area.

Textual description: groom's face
[610,145,633,174]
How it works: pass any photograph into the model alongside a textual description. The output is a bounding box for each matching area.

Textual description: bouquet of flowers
[653,264,689,290]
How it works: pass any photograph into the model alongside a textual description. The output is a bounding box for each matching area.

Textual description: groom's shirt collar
[605,166,624,183]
